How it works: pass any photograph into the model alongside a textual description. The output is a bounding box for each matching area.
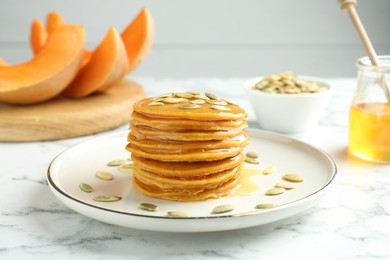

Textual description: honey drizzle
[231,168,261,196]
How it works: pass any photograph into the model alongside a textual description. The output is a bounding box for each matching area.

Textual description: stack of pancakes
[126,92,249,201]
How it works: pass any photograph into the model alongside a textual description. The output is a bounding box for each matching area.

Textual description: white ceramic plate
[47,128,337,232]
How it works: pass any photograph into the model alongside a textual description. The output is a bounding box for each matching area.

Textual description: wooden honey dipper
[339,0,390,103]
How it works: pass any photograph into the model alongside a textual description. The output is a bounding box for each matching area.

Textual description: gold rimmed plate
[47,128,337,232]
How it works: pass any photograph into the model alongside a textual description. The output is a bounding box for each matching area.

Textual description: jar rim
[356,56,390,71]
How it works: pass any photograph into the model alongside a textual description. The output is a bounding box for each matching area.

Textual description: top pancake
[133,92,247,121]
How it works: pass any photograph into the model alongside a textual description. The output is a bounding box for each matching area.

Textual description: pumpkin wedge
[63,27,128,98]
[30,19,48,55]
[121,8,154,73]
[0,25,85,104]
[0,57,7,66]
[46,11,64,32]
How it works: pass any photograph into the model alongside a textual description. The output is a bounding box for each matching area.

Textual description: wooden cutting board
[0,80,145,142]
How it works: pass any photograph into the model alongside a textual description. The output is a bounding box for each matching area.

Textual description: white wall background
[0,0,389,78]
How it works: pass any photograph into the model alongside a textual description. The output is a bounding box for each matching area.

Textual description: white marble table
[1,77,390,259]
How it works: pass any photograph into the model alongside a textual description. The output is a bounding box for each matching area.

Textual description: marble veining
[1,77,390,259]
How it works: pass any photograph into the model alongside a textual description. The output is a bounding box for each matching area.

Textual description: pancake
[127,91,249,201]
[130,124,246,141]
[132,172,242,201]
[128,133,249,153]
[131,154,244,177]
[133,165,240,190]
[126,142,242,162]
[131,111,247,131]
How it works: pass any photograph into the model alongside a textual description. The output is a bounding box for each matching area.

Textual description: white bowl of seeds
[245,72,333,133]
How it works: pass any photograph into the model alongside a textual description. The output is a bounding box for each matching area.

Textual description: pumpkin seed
[212,204,235,214]
[207,100,227,105]
[179,103,200,109]
[275,181,295,190]
[175,92,193,98]
[93,195,121,202]
[261,165,275,175]
[153,97,165,102]
[158,93,173,98]
[255,203,278,209]
[265,187,286,196]
[193,94,210,100]
[163,97,187,104]
[139,203,159,212]
[96,170,113,180]
[79,183,93,193]
[190,99,206,104]
[244,157,259,164]
[186,91,200,95]
[118,163,134,173]
[245,151,258,159]
[211,105,231,111]
[147,101,164,106]
[282,174,304,182]
[107,159,126,166]
[205,93,220,100]
[167,211,190,217]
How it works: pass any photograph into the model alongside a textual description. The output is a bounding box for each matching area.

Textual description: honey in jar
[349,102,390,162]
[348,56,390,163]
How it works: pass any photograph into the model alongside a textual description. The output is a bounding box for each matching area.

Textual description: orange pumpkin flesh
[121,8,154,73]
[0,25,85,104]
[30,19,48,55]
[63,27,128,98]
[46,11,64,32]
[0,57,8,66]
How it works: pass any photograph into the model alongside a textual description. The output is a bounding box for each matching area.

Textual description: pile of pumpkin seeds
[252,72,328,94]
[146,91,235,111]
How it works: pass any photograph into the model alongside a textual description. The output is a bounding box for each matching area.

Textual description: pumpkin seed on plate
[265,187,286,196]
[93,195,121,202]
[245,151,258,159]
[275,181,295,190]
[255,203,278,209]
[107,159,126,166]
[96,170,113,180]
[282,174,304,182]
[212,204,235,214]
[244,157,259,164]
[118,163,134,173]
[261,165,275,175]
[139,203,159,212]
[79,183,93,193]
[167,211,190,217]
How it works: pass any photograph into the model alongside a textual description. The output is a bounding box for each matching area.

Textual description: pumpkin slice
[30,19,48,54]
[46,11,64,32]
[121,8,154,73]
[63,27,128,98]
[0,57,8,66]
[0,25,85,104]
[46,11,91,67]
